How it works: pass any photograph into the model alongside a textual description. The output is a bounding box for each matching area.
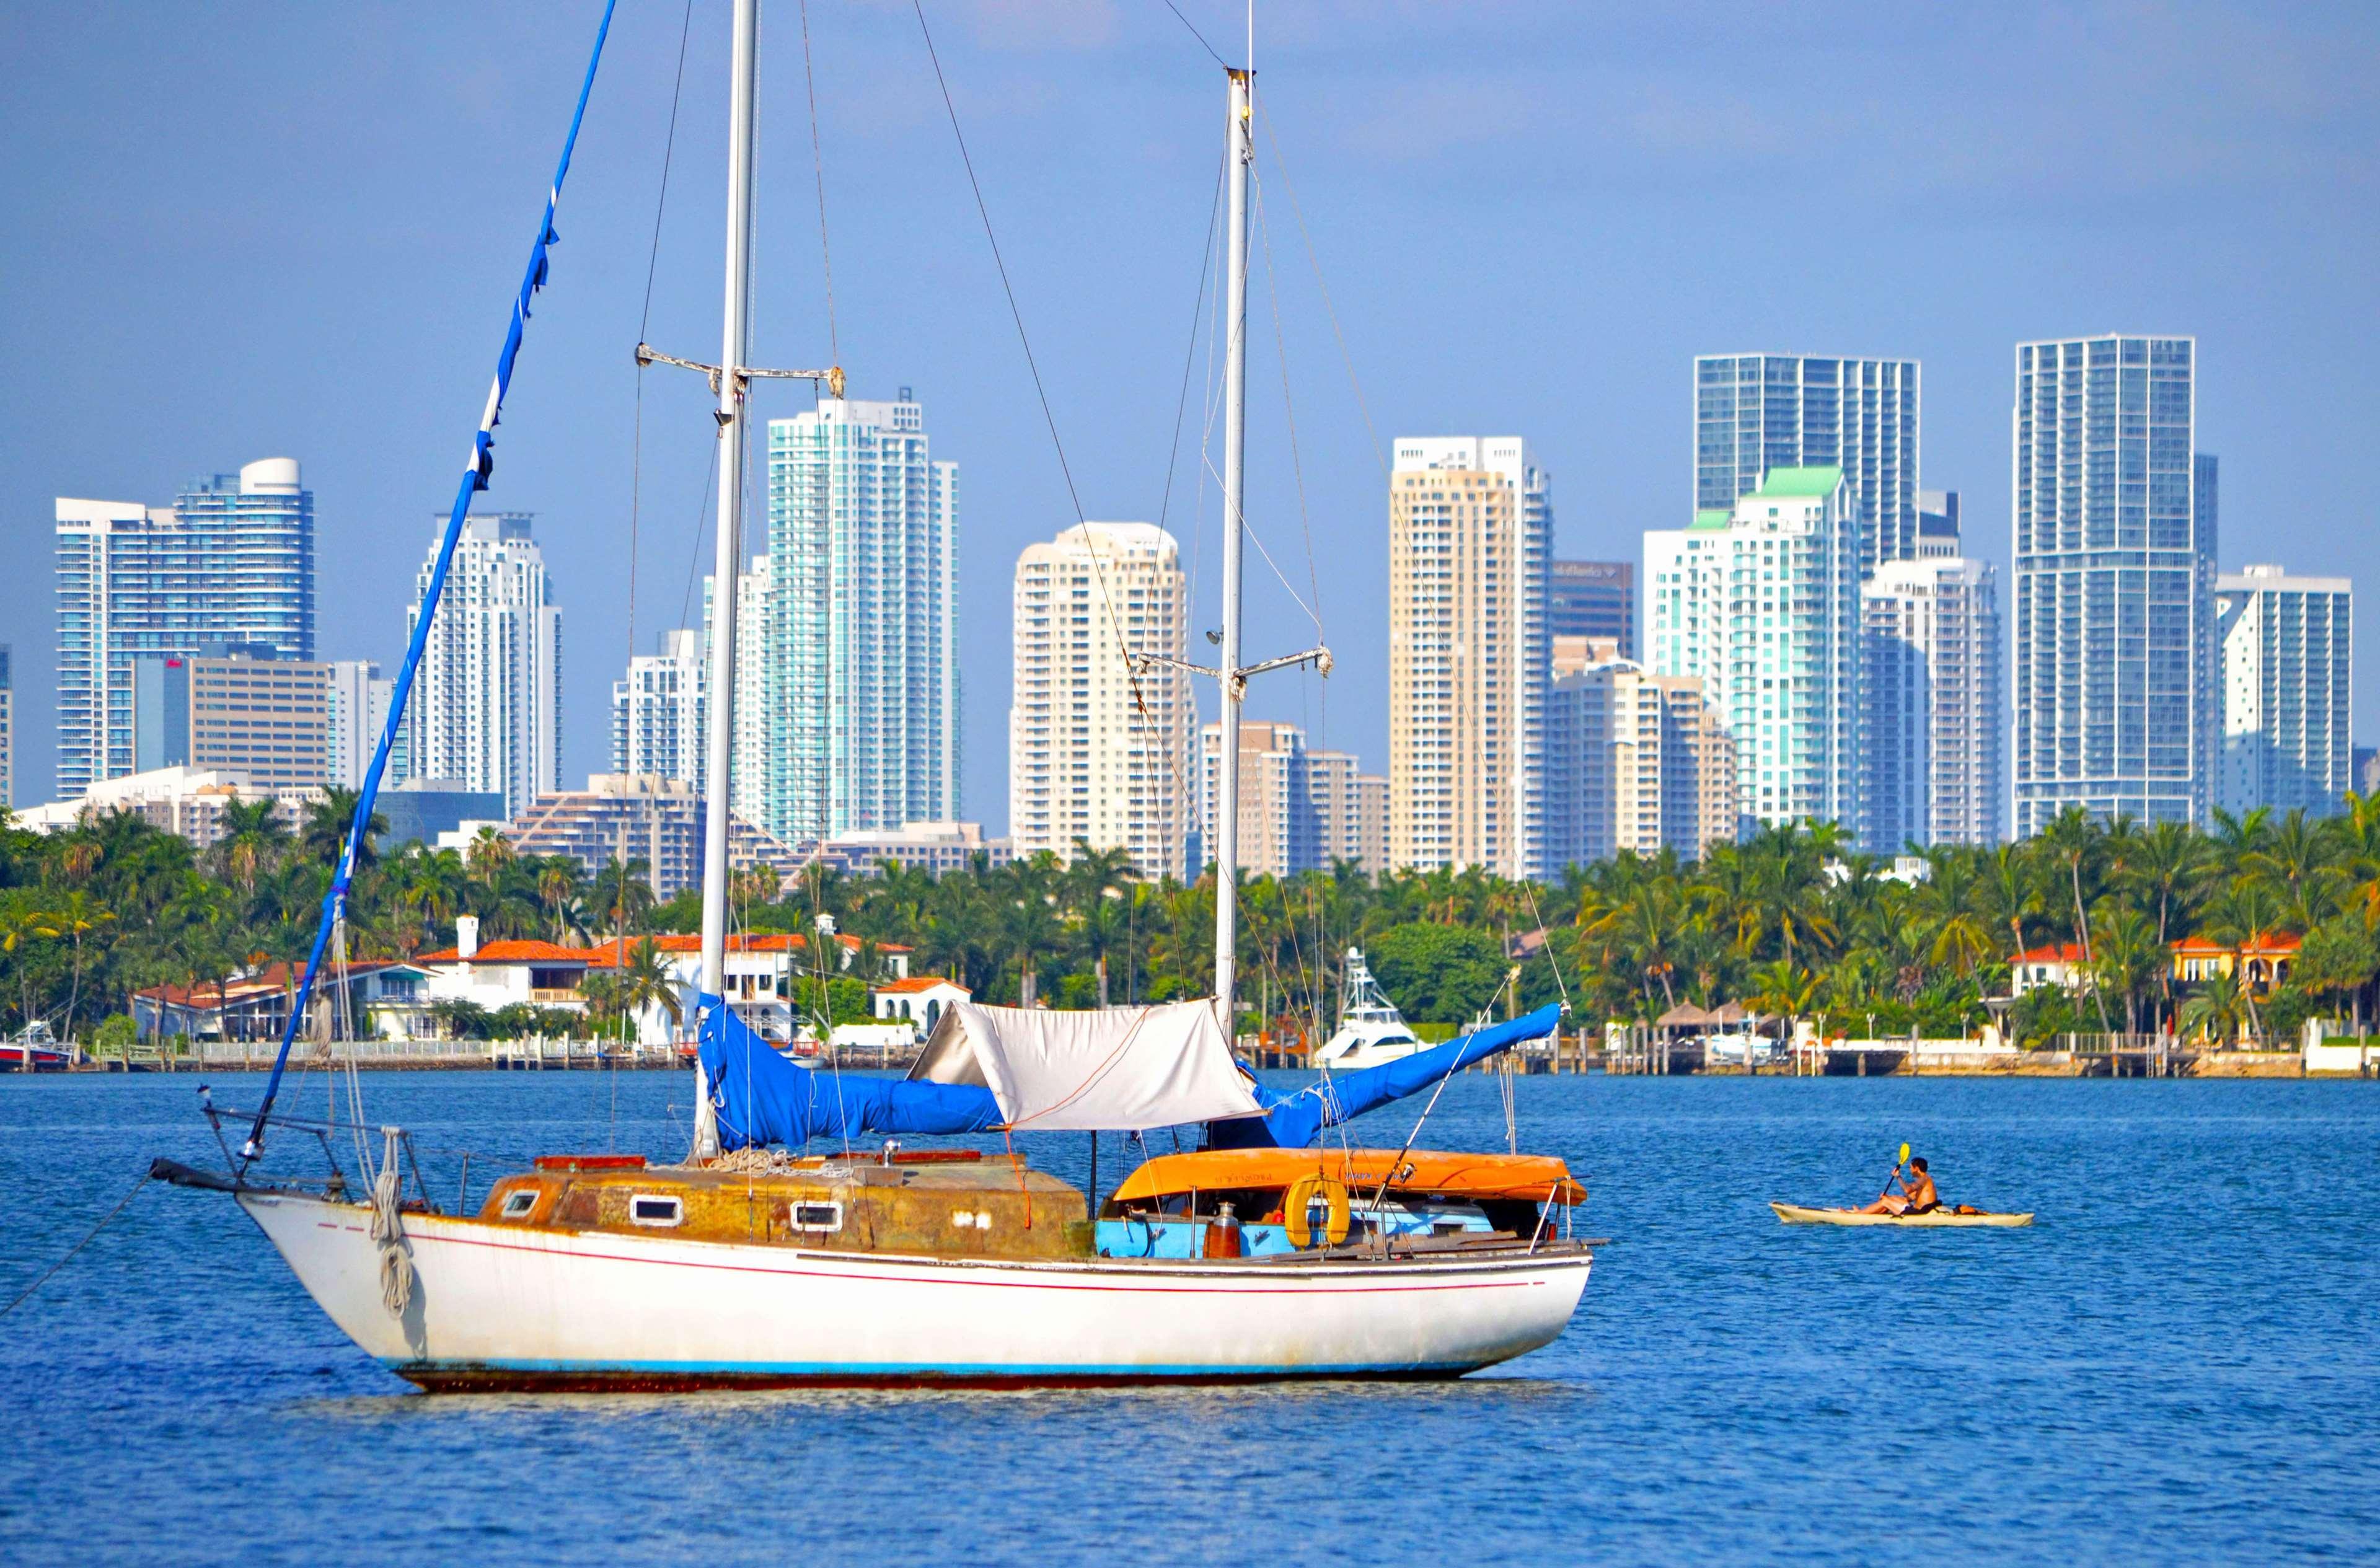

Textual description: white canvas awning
[908,998,1263,1132]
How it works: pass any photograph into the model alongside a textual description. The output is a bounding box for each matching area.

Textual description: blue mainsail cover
[697,995,1000,1148]
[1209,1003,1562,1150]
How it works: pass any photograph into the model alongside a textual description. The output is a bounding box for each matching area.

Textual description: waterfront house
[414,917,621,1023]
[133,959,434,1042]
[872,975,971,1032]
[2170,932,2299,994]
[2010,943,2091,995]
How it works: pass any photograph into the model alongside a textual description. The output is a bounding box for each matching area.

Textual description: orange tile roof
[2171,932,2303,956]
[876,975,966,995]
[641,932,910,955]
[2014,944,2089,965]
[135,959,413,1007]
[415,939,623,966]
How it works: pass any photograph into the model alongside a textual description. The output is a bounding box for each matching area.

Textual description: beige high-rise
[1545,637,1736,866]
[1010,523,1192,878]
[1387,437,1551,876]
[1197,720,1387,878]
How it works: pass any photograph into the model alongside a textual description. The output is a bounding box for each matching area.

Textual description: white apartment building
[765,391,959,842]
[1543,638,1736,867]
[1862,554,2005,850]
[1387,436,1552,878]
[1197,721,1387,879]
[2216,564,2353,816]
[1647,466,1861,836]
[405,512,560,819]
[1009,522,1192,878]
[327,659,400,790]
[611,628,705,788]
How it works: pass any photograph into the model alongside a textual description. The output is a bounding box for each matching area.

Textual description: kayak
[1770,1201,2033,1228]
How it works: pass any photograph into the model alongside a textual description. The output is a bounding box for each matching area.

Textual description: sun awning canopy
[909,998,1263,1132]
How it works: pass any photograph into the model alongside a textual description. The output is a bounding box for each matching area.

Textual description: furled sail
[908,999,1265,1132]
[1208,1003,1562,1150]
[698,995,1000,1148]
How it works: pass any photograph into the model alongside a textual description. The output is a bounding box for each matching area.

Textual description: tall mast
[1214,65,1251,1021]
[694,0,761,1156]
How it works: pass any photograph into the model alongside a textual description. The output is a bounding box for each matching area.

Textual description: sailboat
[154,0,1593,1388]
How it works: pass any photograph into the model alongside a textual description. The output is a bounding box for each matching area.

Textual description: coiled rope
[370,1127,413,1319]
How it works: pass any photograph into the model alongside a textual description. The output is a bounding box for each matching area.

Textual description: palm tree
[48,892,115,1037]
[612,937,683,1041]
[465,825,515,888]
[213,798,288,895]
[2037,808,2115,1031]
[299,788,388,871]
[2179,967,2251,1049]
[1,901,63,1034]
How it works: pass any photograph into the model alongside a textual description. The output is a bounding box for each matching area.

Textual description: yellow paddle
[1884,1140,1910,1204]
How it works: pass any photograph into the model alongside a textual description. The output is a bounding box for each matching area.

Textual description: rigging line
[1157,149,1226,535]
[798,0,840,365]
[1,1173,148,1321]
[1189,451,1318,630]
[1255,98,1386,478]
[1520,871,1574,1018]
[912,0,1195,857]
[240,0,622,1162]
[627,0,699,685]
[1250,167,1324,641]
[676,444,722,638]
[1156,0,1227,68]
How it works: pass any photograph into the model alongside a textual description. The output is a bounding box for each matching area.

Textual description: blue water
[2,1068,2375,1565]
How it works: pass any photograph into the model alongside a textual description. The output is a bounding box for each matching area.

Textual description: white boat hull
[238,1191,1592,1388]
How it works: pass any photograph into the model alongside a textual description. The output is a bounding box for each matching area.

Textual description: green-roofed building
[1644,465,1861,839]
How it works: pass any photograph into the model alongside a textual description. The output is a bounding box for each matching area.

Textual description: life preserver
[1283,1173,1352,1249]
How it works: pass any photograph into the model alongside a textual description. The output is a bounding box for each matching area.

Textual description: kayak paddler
[1856,1155,1938,1217]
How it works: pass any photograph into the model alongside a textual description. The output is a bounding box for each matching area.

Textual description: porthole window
[630,1194,685,1228]
[790,1201,843,1233]
[500,1189,539,1219]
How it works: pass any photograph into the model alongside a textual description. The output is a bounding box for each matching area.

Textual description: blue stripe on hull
[387,1357,1485,1392]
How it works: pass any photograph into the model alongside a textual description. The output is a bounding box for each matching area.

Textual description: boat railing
[172,1090,469,1217]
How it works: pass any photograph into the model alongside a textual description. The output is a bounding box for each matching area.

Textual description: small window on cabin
[500,1188,539,1219]
[790,1201,843,1233]
[630,1194,684,1228]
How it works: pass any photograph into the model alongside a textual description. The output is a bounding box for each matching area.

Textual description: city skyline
[5,7,2376,842]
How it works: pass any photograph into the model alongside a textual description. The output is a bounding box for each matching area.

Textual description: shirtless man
[1858,1155,1938,1216]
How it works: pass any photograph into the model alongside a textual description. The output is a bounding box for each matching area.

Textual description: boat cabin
[479,1152,1088,1262]
[1095,1147,1585,1260]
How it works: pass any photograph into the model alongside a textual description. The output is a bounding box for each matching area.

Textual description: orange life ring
[1282,1173,1352,1249]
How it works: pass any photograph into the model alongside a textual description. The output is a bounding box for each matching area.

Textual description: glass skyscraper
[1695,355,1919,570]
[764,389,959,843]
[2012,335,2213,834]
[54,457,315,798]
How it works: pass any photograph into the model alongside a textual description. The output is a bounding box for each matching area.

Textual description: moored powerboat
[1310,948,1427,1070]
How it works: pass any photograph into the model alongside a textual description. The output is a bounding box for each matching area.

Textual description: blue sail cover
[697,995,1000,1149]
[1209,1003,1562,1150]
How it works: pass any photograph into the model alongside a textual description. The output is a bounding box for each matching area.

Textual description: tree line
[6,794,2377,1047]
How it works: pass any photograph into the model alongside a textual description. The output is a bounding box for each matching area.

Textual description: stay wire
[798,0,840,365]
[628,0,700,680]
[2,1173,149,1321]
[1250,167,1325,645]
[1157,0,1227,67]
[913,0,1195,863]
[1256,98,1386,479]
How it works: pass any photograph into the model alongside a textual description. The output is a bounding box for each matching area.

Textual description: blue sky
[6,1,2376,827]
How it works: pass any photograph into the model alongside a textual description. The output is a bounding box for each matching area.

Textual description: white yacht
[1311,948,1427,1070]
